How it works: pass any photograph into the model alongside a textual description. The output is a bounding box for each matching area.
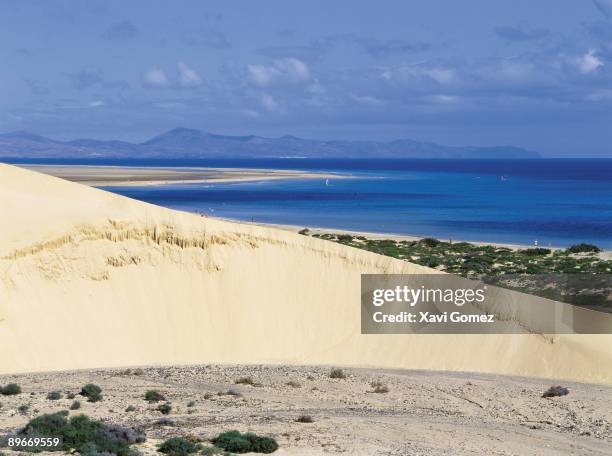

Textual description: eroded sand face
[0,163,611,385]
[0,365,610,455]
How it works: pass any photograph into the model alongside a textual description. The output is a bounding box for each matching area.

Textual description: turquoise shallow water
[8,158,612,248]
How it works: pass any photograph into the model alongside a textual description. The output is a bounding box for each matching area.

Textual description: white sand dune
[1,163,611,384]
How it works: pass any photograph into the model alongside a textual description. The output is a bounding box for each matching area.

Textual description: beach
[21,164,342,187]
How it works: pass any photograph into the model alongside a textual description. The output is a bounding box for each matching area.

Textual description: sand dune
[1,163,611,384]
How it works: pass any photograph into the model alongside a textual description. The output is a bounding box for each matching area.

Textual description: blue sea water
[9,158,612,248]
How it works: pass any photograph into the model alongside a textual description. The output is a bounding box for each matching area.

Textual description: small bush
[66,392,76,399]
[295,415,313,423]
[521,248,551,256]
[298,228,310,235]
[145,390,166,402]
[70,401,81,410]
[369,381,389,394]
[157,403,172,415]
[187,401,195,407]
[213,430,278,454]
[18,404,29,415]
[158,437,198,456]
[567,243,601,254]
[1,383,22,396]
[125,405,136,412]
[47,391,62,400]
[420,237,440,247]
[329,368,346,379]
[542,385,569,398]
[80,384,102,402]
[234,377,255,386]
[285,380,301,388]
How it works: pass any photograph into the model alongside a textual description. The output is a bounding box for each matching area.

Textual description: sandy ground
[0,365,610,455]
[21,165,342,187]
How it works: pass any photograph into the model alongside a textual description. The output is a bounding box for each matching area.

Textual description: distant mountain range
[0,127,540,159]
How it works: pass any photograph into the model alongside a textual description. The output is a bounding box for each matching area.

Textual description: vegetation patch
[212,430,278,454]
[542,386,569,398]
[368,381,389,394]
[1,384,22,396]
[157,403,172,415]
[309,233,612,311]
[18,411,144,455]
[157,437,199,456]
[145,390,166,402]
[47,391,62,401]
[329,368,347,379]
[80,384,102,402]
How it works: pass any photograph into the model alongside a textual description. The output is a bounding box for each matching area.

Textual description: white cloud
[352,94,384,106]
[247,57,310,87]
[431,94,460,104]
[573,50,604,74]
[382,65,456,85]
[143,67,170,88]
[177,62,202,87]
[260,94,278,111]
[426,68,456,85]
[87,100,105,107]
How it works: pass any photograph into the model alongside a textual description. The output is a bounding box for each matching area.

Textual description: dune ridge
[1,163,611,384]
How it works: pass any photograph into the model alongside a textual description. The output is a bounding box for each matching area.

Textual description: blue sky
[2,0,612,155]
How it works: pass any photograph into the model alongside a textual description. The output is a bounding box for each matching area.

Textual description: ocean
[9,158,612,248]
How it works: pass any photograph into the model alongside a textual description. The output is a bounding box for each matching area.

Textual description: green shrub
[567,243,601,253]
[19,411,144,455]
[337,234,353,242]
[420,238,440,247]
[70,401,81,410]
[145,390,166,402]
[125,405,136,412]
[212,430,278,454]
[158,437,198,456]
[1,383,22,395]
[18,404,29,415]
[80,384,102,402]
[157,403,172,415]
[47,391,62,400]
[521,248,551,256]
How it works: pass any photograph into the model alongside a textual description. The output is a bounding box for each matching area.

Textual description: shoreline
[20,164,346,187]
[213,217,612,256]
[212,217,550,251]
